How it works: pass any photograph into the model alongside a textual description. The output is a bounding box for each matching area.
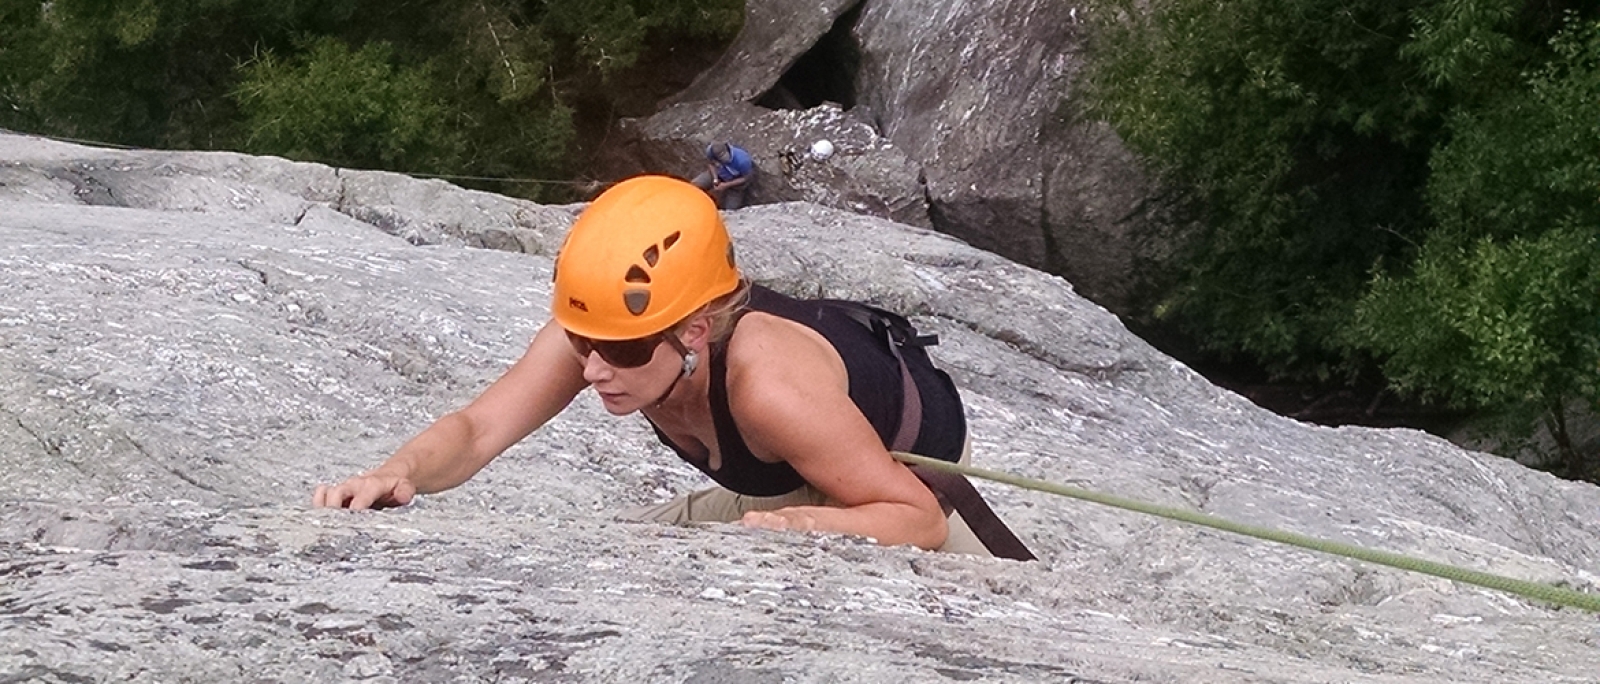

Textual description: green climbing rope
[892,452,1600,613]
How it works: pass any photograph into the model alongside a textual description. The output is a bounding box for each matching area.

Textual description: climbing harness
[892,452,1600,613]
[832,301,1035,560]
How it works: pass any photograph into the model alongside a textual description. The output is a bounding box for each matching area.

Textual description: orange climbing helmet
[551,175,741,340]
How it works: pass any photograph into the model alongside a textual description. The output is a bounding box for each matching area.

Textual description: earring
[681,350,700,377]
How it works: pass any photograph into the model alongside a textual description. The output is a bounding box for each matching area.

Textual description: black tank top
[646,286,967,496]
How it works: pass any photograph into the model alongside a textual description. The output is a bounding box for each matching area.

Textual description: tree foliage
[1083,0,1446,379]
[1085,0,1600,473]
[1357,15,1600,475]
[233,38,463,171]
[0,0,742,197]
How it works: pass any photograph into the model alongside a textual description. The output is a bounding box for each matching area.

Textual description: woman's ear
[679,315,713,349]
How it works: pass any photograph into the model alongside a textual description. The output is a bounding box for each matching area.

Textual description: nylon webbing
[891,452,1600,613]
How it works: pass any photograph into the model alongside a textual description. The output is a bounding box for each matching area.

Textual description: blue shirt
[714,145,754,183]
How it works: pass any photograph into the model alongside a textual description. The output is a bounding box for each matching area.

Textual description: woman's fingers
[740,509,818,532]
[311,475,414,510]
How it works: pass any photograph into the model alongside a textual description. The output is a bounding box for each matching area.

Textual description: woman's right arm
[312,320,589,509]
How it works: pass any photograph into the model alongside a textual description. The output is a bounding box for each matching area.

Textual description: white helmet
[809,139,835,161]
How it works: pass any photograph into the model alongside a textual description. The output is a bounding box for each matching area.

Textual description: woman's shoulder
[726,310,810,352]
[724,311,846,386]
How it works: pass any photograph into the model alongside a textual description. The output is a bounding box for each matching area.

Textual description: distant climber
[691,141,756,210]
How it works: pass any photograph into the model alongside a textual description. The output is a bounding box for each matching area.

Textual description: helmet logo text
[568,297,588,312]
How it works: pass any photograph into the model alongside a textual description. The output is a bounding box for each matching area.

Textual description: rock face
[4,132,1600,683]
[602,100,932,228]
[594,0,1169,314]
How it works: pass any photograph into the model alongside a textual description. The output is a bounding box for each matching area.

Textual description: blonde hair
[675,277,751,345]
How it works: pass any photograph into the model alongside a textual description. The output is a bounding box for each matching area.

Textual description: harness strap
[907,464,1037,561]
[886,326,923,454]
[849,305,1036,561]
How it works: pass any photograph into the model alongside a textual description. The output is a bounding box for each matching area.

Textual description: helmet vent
[623,289,651,316]
[625,265,650,283]
[663,232,681,250]
[642,245,660,267]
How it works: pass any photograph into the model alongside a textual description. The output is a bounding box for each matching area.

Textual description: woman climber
[312,175,1031,559]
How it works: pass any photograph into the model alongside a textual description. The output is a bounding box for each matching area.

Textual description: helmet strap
[651,334,697,407]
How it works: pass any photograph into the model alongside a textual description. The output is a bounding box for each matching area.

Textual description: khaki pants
[618,443,992,557]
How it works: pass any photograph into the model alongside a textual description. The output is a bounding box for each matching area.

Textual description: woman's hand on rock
[312,471,417,510]
[740,508,819,533]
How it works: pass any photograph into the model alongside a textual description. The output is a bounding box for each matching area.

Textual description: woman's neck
[642,361,710,428]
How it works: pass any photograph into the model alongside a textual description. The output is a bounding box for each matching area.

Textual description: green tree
[1083,0,1449,380]
[1084,0,1600,476]
[0,0,372,147]
[0,0,742,197]
[1355,15,1600,476]
[233,38,464,171]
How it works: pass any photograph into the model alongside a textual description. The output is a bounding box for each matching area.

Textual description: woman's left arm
[725,317,948,550]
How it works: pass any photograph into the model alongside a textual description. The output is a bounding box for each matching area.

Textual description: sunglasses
[566,330,688,368]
